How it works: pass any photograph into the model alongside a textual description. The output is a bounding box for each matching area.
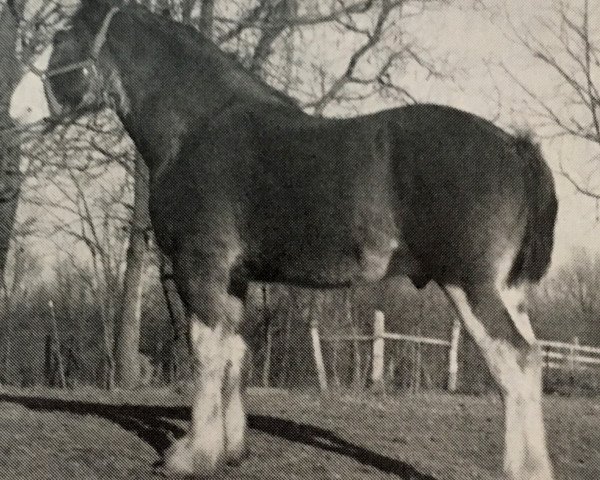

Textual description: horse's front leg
[164,318,228,476]
[222,297,248,464]
[162,261,238,477]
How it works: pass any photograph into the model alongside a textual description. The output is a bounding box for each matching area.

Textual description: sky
[418,0,600,267]
[358,0,600,268]
[10,0,600,274]
[287,0,600,269]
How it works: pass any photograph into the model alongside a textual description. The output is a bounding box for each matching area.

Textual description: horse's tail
[507,134,558,286]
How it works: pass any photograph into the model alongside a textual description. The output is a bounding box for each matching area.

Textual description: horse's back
[248,103,555,288]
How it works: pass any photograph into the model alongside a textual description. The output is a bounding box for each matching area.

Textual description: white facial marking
[32,45,54,70]
[9,45,54,125]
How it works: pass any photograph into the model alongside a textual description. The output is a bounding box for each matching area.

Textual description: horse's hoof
[504,465,554,480]
[504,474,553,480]
[161,436,224,478]
[225,444,250,466]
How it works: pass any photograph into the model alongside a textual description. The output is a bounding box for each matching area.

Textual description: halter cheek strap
[43,72,64,118]
[92,7,120,59]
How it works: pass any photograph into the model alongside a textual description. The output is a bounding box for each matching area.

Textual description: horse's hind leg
[442,281,553,480]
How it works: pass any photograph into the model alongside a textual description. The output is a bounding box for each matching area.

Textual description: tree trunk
[0,3,23,387]
[159,253,191,384]
[198,0,215,37]
[0,3,23,280]
[114,154,150,389]
[251,0,298,75]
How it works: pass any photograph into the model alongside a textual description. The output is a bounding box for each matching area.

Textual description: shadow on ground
[0,392,437,480]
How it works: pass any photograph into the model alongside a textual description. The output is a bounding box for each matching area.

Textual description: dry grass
[0,387,596,479]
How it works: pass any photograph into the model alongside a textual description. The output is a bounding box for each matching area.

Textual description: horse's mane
[73,0,299,109]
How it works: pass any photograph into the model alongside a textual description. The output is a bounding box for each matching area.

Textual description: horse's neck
[109,24,288,175]
[109,14,290,114]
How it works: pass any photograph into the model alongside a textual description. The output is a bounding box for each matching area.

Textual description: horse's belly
[244,225,404,287]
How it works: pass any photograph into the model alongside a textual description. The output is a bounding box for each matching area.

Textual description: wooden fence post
[261,284,273,388]
[310,319,327,392]
[49,300,66,389]
[371,310,385,391]
[448,319,461,392]
[44,334,53,386]
[569,336,579,375]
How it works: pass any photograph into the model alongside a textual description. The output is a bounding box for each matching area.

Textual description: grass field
[0,387,596,479]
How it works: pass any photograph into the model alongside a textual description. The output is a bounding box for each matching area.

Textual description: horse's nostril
[26,107,32,113]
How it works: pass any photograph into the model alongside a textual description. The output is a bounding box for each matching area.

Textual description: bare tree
[31,163,130,389]
[159,252,192,384]
[248,0,297,75]
[0,239,40,383]
[507,0,600,198]
[198,0,216,35]
[307,0,414,115]
[531,249,600,345]
[113,153,150,388]
[0,0,25,281]
[212,0,448,114]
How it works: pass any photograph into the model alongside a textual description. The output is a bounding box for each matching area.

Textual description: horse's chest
[148,164,230,253]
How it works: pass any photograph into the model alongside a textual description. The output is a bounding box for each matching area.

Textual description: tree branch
[310,0,402,114]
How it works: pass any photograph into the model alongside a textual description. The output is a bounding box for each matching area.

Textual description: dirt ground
[0,387,596,480]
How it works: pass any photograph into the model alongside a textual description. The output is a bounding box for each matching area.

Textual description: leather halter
[29,7,120,118]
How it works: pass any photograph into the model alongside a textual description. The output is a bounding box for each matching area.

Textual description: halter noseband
[30,7,120,118]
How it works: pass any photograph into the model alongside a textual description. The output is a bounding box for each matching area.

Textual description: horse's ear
[80,0,118,5]
[80,0,99,10]
[78,0,117,28]
[80,0,117,11]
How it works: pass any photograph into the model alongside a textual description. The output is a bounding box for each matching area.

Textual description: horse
[9,1,558,479]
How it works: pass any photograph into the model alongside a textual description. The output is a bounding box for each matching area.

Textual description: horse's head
[9,3,123,128]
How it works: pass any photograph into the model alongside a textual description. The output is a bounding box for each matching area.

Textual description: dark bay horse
[10,1,557,479]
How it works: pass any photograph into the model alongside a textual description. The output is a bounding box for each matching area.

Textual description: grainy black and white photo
[0,0,599,478]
